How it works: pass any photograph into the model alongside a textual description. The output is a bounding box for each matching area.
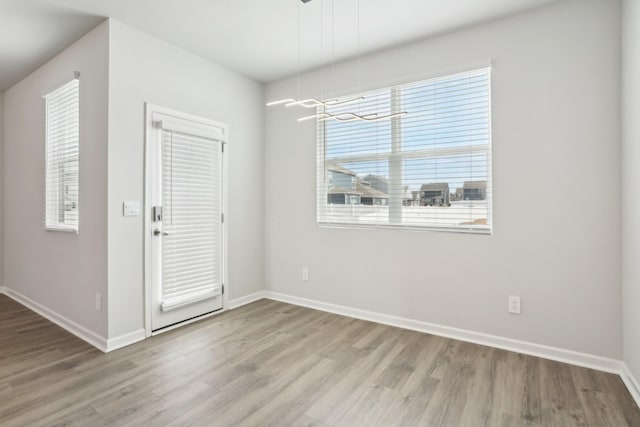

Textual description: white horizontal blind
[161,129,222,311]
[44,78,80,232]
[317,68,492,233]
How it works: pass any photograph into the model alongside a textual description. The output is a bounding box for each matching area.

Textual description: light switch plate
[123,201,140,217]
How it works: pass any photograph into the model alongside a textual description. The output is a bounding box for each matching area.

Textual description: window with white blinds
[317,67,492,234]
[44,77,80,232]
[160,129,222,311]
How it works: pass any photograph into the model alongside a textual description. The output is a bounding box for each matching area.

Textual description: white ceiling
[0,1,103,91]
[0,0,563,92]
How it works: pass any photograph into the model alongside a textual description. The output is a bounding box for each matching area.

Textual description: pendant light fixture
[266,0,407,123]
[266,96,363,108]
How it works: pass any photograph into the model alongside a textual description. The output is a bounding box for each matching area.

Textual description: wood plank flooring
[1,294,639,426]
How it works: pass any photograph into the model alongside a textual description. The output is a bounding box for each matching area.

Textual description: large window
[44,77,80,232]
[317,68,492,234]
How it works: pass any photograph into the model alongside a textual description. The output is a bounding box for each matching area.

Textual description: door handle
[154,229,169,236]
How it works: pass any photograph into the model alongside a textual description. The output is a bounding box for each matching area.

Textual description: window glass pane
[402,73,490,151]
[45,78,79,232]
[325,89,392,158]
[318,68,491,233]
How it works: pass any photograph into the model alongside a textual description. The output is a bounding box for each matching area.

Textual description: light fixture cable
[296,0,301,101]
[268,0,406,123]
[320,0,324,104]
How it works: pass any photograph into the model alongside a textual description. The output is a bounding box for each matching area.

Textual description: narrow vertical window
[44,77,80,232]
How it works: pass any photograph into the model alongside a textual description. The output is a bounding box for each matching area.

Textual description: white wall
[622,0,640,380]
[265,0,622,358]
[107,20,265,339]
[3,22,109,337]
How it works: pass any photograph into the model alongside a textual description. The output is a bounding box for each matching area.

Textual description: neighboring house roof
[357,181,388,199]
[362,174,389,193]
[362,174,388,183]
[420,183,449,192]
[463,180,487,190]
[328,186,362,195]
[327,163,357,176]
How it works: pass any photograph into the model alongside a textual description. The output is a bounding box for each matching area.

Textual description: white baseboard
[228,290,267,310]
[621,363,640,407]
[265,291,622,375]
[3,286,639,407]
[1,287,109,352]
[106,329,146,352]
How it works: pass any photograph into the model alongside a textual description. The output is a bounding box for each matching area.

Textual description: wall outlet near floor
[508,295,521,314]
[302,267,309,282]
[95,293,102,311]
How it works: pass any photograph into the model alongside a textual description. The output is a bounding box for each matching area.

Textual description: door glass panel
[161,129,221,311]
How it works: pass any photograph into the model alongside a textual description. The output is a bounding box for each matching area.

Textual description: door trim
[143,103,229,337]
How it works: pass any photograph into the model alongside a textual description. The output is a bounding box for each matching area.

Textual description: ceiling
[0,0,563,92]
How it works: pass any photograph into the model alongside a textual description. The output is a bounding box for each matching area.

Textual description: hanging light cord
[357,0,361,98]
[267,0,406,123]
[320,0,324,104]
[296,0,301,100]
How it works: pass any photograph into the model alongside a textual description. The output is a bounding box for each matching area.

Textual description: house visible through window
[44,77,80,232]
[317,68,492,233]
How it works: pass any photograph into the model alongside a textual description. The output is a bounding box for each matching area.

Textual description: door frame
[143,103,229,337]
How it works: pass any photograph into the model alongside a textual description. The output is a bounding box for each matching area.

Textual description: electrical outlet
[302,267,309,281]
[508,295,521,314]
[95,293,102,311]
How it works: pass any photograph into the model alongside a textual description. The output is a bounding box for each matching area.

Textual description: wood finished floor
[1,294,639,427]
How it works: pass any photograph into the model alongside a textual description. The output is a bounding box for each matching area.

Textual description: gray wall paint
[265,0,622,358]
[0,92,4,287]
[622,0,640,379]
[3,22,109,337]
[107,20,265,338]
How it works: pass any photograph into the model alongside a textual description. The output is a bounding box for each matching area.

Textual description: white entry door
[149,108,225,332]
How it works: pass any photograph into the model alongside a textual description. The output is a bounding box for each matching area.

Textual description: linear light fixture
[266,96,364,108]
[267,0,407,123]
[298,111,408,123]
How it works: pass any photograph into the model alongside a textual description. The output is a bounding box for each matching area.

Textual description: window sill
[317,222,491,235]
[45,225,79,234]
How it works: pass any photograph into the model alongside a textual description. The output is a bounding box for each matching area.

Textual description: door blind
[317,67,492,233]
[161,129,222,311]
[44,77,79,232]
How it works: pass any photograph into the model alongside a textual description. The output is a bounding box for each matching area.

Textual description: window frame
[43,75,80,233]
[316,67,492,234]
